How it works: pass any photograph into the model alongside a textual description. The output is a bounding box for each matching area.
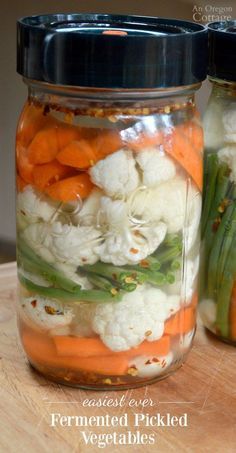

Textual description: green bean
[216,234,236,338]
[201,153,219,237]
[18,274,123,303]
[17,238,81,293]
[207,202,235,299]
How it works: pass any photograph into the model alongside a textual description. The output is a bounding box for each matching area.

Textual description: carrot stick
[21,327,128,375]
[33,160,76,190]
[16,143,35,184]
[53,334,170,358]
[45,173,93,202]
[128,335,170,357]
[163,127,203,191]
[164,306,195,336]
[230,282,236,340]
[178,121,204,154]
[27,127,59,164]
[54,336,113,357]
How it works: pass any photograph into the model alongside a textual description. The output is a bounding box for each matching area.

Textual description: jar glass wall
[16,82,203,388]
[200,77,236,344]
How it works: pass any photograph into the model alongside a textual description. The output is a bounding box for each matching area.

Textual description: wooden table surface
[0,262,236,453]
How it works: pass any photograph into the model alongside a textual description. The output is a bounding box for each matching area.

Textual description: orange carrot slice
[230,282,236,340]
[164,306,195,336]
[57,129,123,169]
[45,173,93,202]
[56,124,81,149]
[16,143,34,184]
[92,129,123,156]
[54,334,170,358]
[57,139,96,169]
[33,160,76,190]
[27,127,59,164]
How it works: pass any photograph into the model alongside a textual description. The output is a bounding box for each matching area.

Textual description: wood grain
[0,262,235,453]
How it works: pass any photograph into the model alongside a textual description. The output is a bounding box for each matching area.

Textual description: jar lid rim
[17,13,207,89]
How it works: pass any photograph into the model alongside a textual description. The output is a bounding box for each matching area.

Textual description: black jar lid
[17,13,207,89]
[208,20,236,82]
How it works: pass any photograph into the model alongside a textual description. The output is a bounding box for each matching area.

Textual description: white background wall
[1,0,231,242]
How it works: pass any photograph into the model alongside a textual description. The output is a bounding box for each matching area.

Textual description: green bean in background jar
[200,20,236,344]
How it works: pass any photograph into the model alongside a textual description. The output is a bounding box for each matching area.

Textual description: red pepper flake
[218,198,231,214]
[212,217,221,232]
[43,104,50,116]
[145,360,152,365]
[140,259,149,268]
[152,357,160,363]
[81,257,87,263]
[44,305,63,315]
[145,330,152,337]
[130,248,139,254]
[31,300,37,308]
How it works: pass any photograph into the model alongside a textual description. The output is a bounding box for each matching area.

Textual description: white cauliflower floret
[184,187,201,253]
[17,186,58,229]
[129,352,173,378]
[135,147,176,187]
[20,296,73,330]
[89,149,139,197]
[128,177,186,233]
[22,223,55,263]
[128,176,201,251]
[92,285,178,352]
[218,145,236,183]
[198,299,216,330]
[95,197,167,265]
[222,105,236,143]
[73,188,103,226]
[49,222,102,266]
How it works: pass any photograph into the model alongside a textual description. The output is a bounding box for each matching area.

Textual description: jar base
[204,326,236,347]
[27,355,187,391]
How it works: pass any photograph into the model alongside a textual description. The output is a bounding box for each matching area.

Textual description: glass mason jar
[200,21,236,345]
[16,14,207,389]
